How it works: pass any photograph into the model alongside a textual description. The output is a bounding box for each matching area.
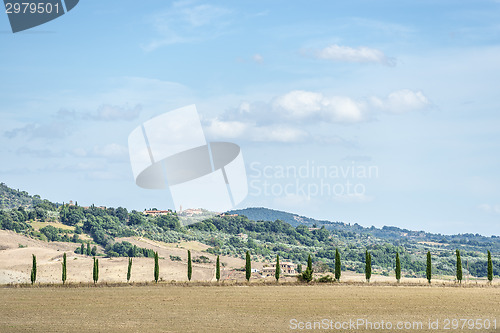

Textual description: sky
[1,0,499,236]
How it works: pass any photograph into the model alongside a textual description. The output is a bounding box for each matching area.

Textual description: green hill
[0,182,41,209]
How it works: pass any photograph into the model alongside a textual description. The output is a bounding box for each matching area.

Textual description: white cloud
[252,53,264,63]
[205,119,307,143]
[273,90,365,123]
[93,143,128,159]
[143,2,232,51]
[57,104,142,122]
[252,126,308,143]
[315,44,396,66]
[478,203,500,214]
[204,89,430,143]
[205,119,248,139]
[371,89,430,113]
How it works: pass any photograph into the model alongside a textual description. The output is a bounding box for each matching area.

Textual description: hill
[229,207,500,251]
[1,182,499,281]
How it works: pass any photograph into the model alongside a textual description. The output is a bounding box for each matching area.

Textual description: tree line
[26,248,495,285]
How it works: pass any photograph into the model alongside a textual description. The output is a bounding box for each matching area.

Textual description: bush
[317,275,333,283]
[170,255,182,261]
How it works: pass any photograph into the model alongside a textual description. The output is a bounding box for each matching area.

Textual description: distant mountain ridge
[228,207,499,245]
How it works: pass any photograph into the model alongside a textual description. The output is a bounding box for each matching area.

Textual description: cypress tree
[127,258,132,282]
[301,254,313,283]
[92,256,99,284]
[395,252,401,283]
[62,253,67,285]
[365,250,371,283]
[245,251,251,282]
[335,248,341,281]
[216,255,220,282]
[487,250,493,283]
[456,249,462,283]
[297,264,302,274]
[275,254,280,282]
[80,243,84,255]
[31,254,37,285]
[86,243,91,256]
[154,251,159,283]
[426,251,432,284]
[187,250,192,281]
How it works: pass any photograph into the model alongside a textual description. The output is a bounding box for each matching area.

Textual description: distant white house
[262,262,296,276]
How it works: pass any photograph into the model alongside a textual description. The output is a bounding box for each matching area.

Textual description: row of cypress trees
[296,249,494,284]
[26,248,495,285]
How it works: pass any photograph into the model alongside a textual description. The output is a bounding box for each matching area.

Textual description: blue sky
[1,0,499,235]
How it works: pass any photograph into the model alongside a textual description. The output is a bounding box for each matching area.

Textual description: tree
[275,254,280,282]
[216,255,220,282]
[62,253,67,284]
[335,248,341,282]
[154,251,159,283]
[487,250,493,284]
[93,256,99,284]
[426,251,432,284]
[187,250,192,281]
[31,254,37,285]
[91,246,97,256]
[127,257,132,282]
[365,250,371,283]
[301,254,313,283]
[245,251,251,282]
[86,243,91,256]
[456,249,462,283]
[297,264,302,274]
[395,252,401,283]
[80,243,84,255]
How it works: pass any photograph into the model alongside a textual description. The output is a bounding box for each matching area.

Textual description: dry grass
[30,221,75,231]
[0,284,499,333]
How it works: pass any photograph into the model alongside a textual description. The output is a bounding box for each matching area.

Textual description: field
[0,284,499,332]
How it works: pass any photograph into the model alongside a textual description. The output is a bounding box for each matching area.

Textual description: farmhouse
[262,262,297,276]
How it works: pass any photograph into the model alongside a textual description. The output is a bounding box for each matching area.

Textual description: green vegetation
[187,250,192,281]
[395,252,401,283]
[62,253,67,284]
[93,257,99,284]
[456,249,462,283]
[245,251,251,282]
[365,250,371,282]
[275,254,280,281]
[301,254,313,282]
[216,255,220,282]
[334,248,341,281]
[1,183,499,282]
[154,252,159,283]
[317,274,333,283]
[127,258,132,282]
[426,251,432,284]
[487,250,493,283]
[170,255,182,261]
[30,254,36,285]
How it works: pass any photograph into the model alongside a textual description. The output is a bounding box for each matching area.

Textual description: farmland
[1,284,499,332]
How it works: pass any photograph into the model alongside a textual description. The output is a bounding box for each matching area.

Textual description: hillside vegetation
[1,182,499,279]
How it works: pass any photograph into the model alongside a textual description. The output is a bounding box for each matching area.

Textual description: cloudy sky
[1,0,499,235]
